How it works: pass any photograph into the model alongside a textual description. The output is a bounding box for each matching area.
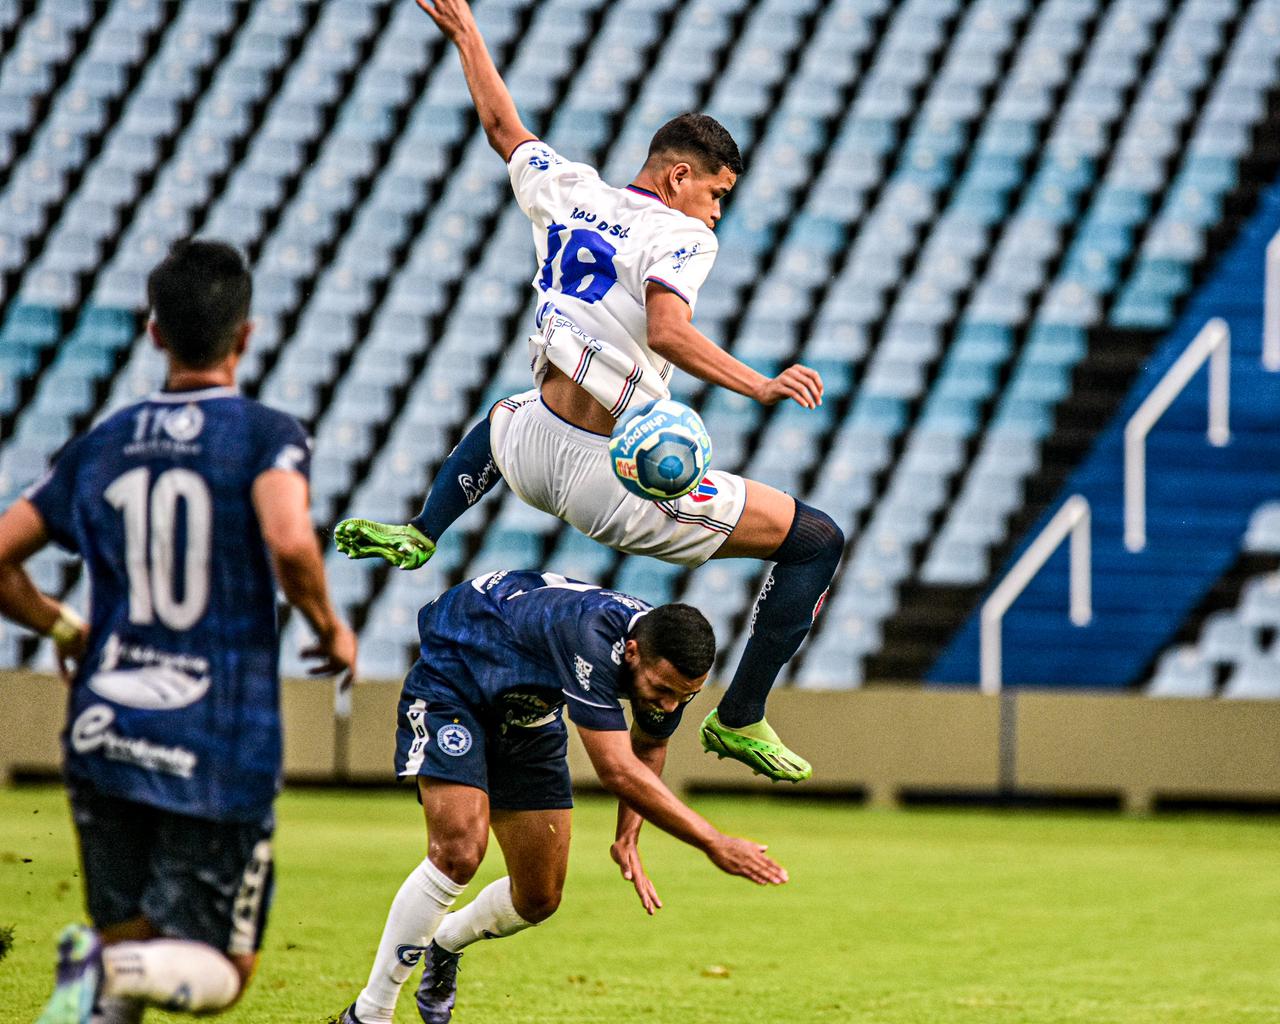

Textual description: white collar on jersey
[147,386,238,403]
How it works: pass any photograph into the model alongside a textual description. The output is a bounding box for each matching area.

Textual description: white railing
[1265,229,1280,370]
[980,495,1092,695]
[1123,318,1230,552]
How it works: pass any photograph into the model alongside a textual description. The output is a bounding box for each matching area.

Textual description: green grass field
[2,785,1279,1023]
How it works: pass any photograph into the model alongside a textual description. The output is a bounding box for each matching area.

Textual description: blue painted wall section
[932,176,1280,687]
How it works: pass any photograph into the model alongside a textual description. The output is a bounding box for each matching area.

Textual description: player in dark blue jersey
[333,570,786,1024]
[0,239,356,1024]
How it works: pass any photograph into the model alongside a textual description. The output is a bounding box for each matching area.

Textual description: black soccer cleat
[415,941,462,1024]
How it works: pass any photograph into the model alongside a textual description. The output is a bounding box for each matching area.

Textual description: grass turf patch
[2,785,1278,1022]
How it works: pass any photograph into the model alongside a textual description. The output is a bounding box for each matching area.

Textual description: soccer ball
[609,398,713,501]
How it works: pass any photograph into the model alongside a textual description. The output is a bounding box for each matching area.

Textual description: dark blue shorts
[68,779,274,954]
[395,661,573,811]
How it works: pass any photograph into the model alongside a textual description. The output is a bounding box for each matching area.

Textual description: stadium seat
[1145,647,1215,698]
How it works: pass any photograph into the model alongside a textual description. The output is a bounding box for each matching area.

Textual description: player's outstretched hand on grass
[706,834,789,886]
[304,621,358,692]
[755,364,824,409]
[414,0,478,42]
[611,837,663,915]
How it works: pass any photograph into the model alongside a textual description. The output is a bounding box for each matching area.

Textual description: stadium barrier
[4,673,1279,812]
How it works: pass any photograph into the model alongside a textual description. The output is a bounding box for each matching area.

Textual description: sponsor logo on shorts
[690,477,719,503]
[397,944,430,967]
[70,704,198,778]
[437,723,473,756]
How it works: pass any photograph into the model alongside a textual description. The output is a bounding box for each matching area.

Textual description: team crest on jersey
[162,403,204,443]
[690,477,718,503]
[437,723,473,756]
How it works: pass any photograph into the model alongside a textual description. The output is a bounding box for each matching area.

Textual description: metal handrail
[980,495,1092,695]
[1123,318,1230,553]
[1265,230,1280,371]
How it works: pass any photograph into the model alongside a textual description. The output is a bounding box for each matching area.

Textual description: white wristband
[47,603,86,647]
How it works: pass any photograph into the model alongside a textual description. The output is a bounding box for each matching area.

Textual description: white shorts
[489,390,748,568]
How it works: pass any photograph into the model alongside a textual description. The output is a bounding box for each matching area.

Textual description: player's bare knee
[511,885,562,924]
[100,918,158,944]
[429,838,486,885]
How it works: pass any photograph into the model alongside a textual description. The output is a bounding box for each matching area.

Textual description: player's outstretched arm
[610,725,668,914]
[647,285,824,409]
[252,470,357,682]
[0,500,88,681]
[577,724,788,887]
[414,0,535,159]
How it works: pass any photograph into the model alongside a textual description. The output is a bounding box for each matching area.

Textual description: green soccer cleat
[35,924,102,1024]
[334,520,435,570]
[699,709,812,783]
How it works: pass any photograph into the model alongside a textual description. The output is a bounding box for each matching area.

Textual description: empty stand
[2,0,1280,690]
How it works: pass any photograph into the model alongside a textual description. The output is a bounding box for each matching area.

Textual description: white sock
[354,858,466,1024]
[435,876,534,953]
[102,940,240,1012]
[92,996,144,1024]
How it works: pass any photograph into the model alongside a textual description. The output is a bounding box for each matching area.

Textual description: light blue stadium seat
[794,637,864,690]
[830,570,898,620]
[1244,504,1280,554]
[921,536,988,585]
[1146,647,1214,698]
[546,529,616,583]
[1222,656,1280,700]
[1198,611,1259,666]
[1,303,61,348]
[1237,573,1280,630]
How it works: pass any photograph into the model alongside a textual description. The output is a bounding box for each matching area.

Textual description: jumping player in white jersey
[337,0,844,783]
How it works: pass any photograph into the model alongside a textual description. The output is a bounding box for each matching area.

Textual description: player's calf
[708,500,844,781]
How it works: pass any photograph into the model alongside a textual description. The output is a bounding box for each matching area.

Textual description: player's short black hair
[647,113,744,177]
[632,603,717,680]
[146,238,252,369]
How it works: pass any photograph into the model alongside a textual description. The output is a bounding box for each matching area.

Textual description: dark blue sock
[717,500,844,728]
[408,417,503,542]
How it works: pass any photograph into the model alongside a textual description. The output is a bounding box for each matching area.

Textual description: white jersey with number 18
[507,139,719,396]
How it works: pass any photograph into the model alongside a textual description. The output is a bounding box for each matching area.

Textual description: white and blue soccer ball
[609,398,713,501]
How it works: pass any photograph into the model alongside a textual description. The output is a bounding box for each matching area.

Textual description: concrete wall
[5,672,1280,810]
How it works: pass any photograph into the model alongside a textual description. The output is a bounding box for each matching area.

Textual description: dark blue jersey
[26,386,310,823]
[416,570,686,739]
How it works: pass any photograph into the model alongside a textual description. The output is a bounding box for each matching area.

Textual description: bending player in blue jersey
[331,570,787,1024]
[336,0,844,784]
[0,239,357,1024]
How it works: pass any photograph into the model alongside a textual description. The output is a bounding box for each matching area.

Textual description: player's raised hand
[755,364,824,409]
[413,0,478,42]
[705,834,789,886]
[611,837,663,915]
[303,620,358,691]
